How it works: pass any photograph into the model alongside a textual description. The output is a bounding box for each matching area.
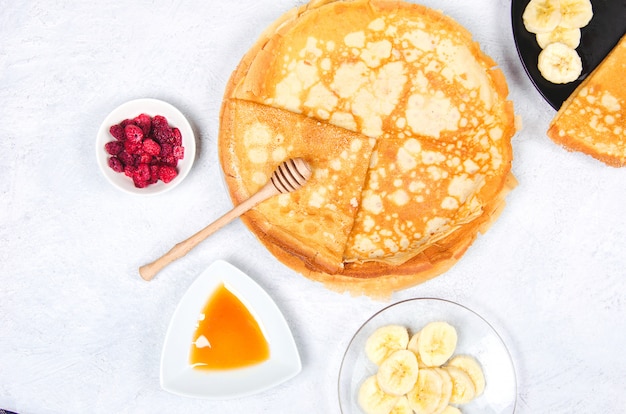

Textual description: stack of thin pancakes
[219,0,518,297]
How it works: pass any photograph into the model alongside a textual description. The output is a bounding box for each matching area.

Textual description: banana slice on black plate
[537,42,583,83]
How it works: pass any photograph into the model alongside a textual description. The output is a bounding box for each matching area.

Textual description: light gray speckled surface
[1,1,625,413]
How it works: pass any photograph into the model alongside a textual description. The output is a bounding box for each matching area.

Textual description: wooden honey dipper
[139,158,312,281]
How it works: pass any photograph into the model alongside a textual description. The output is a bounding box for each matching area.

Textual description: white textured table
[1,1,625,413]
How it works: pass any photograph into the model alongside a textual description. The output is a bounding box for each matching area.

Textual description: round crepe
[219,0,517,297]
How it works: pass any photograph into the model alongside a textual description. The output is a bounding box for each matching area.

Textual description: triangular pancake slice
[344,137,485,265]
[220,99,375,274]
[547,34,626,167]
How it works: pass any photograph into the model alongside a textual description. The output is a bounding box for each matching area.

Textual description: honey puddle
[190,283,270,370]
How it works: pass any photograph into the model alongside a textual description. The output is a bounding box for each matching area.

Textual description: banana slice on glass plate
[433,368,454,413]
[358,375,399,414]
[377,350,419,396]
[447,355,486,397]
[389,396,413,414]
[416,321,458,367]
[406,368,444,414]
[441,406,462,414]
[407,331,427,368]
[365,325,410,366]
[445,366,477,404]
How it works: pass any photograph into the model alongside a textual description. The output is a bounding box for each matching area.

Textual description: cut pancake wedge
[547,34,626,167]
[220,99,375,274]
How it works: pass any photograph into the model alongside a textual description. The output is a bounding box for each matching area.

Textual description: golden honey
[190,283,269,370]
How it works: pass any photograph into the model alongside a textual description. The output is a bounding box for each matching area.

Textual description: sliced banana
[537,42,582,84]
[359,321,486,413]
[445,366,476,404]
[358,375,400,414]
[433,368,453,414]
[536,26,581,49]
[406,368,444,414]
[365,325,410,365]
[389,396,413,414]
[407,331,420,353]
[377,350,420,396]
[559,0,593,29]
[407,331,427,368]
[522,0,561,34]
[447,355,485,397]
[417,321,458,367]
[441,406,462,414]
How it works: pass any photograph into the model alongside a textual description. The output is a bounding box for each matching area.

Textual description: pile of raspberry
[105,113,184,188]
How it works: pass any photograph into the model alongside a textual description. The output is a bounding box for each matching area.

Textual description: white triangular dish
[160,260,301,399]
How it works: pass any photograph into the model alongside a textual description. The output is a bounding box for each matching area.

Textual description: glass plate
[338,298,517,414]
[511,0,626,109]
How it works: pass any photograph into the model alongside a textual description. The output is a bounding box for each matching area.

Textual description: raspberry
[160,143,173,157]
[109,124,125,141]
[139,153,152,164]
[124,165,136,177]
[152,115,168,130]
[131,164,152,188]
[117,150,134,167]
[120,118,135,128]
[143,139,161,156]
[108,156,124,173]
[173,145,184,160]
[172,128,182,146]
[124,124,144,143]
[124,140,142,155]
[162,155,178,167]
[149,165,160,183]
[152,115,173,144]
[135,163,151,181]
[133,176,149,188]
[158,165,178,183]
[105,141,123,155]
[133,113,152,136]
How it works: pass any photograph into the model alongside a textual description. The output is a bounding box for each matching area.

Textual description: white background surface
[1,0,625,413]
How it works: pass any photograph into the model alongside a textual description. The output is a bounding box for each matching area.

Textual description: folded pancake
[220,99,375,274]
[547,34,626,167]
[219,0,517,296]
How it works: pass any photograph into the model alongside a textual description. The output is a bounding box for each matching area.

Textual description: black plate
[511,0,626,110]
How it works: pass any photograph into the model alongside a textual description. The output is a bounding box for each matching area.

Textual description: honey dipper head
[271,158,312,194]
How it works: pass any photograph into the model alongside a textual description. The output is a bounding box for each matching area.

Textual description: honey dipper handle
[139,183,279,281]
